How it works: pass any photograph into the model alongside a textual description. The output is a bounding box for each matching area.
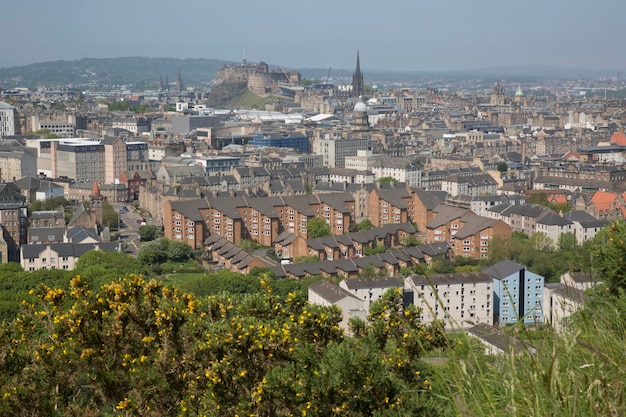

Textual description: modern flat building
[312,134,371,168]
[405,272,493,329]
[482,260,544,326]
[0,102,17,137]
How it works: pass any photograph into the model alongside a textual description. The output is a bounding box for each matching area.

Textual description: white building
[0,102,17,137]
[563,210,606,244]
[312,134,371,168]
[339,277,403,310]
[308,280,366,331]
[345,149,422,187]
[535,212,574,247]
[405,272,493,330]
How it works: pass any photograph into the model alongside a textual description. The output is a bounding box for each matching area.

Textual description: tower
[159,75,164,92]
[490,81,505,106]
[176,68,184,94]
[351,50,364,98]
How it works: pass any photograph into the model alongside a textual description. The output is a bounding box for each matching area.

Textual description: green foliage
[100,200,119,229]
[488,229,590,282]
[526,193,572,214]
[307,216,331,238]
[364,242,387,256]
[0,278,450,415]
[430,256,455,274]
[440,290,626,416]
[496,161,508,172]
[28,196,69,213]
[107,101,148,113]
[355,218,374,231]
[377,176,398,184]
[137,225,161,242]
[592,219,626,294]
[358,262,387,278]
[293,255,320,263]
[137,240,168,265]
[401,234,423,247]
[238,239,261,253]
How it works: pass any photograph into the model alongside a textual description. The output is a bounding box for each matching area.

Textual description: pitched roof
[482,259,525,280]
[341,277,403,290]
[309,280,362,304]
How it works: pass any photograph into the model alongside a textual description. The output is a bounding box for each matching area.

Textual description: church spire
[351,50,364,98]
[176,67,184,94]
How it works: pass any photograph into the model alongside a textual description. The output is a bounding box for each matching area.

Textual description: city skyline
[1,0,626,72]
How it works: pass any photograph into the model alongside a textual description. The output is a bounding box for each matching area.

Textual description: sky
[2,0,626,72]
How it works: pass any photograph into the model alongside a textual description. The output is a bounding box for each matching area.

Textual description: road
[111,203,144,256]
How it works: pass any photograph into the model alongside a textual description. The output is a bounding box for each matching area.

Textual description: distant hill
[0,57,615,90]
[0,57,232,90]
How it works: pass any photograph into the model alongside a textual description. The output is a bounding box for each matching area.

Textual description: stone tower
[490,81,506,106]
[351,50,364,98]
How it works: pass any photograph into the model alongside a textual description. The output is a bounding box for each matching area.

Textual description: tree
[529,232,553,252]
[137,225,160,242]
[364,242,387,256]
[307,217,331,238]
[592,220,626,294]
[358,262,387,278]
[401,234,423,247]
[357,218,374,231]
[137,240,167,265]
[377,176,397,185]
[496,161,508,172]
[167,240,192,262]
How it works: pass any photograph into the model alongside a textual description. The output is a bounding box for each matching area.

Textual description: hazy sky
[2,0,625,72]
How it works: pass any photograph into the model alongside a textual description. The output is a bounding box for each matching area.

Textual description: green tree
[137,225,160,242]
[307,217,331,238]
[357,218,374,231]
[167,240,192,261]
[496,161,508,172]
[592,220,626,294]
[377,176,397,185]
[357,262,387,278]
[137,240,167,265]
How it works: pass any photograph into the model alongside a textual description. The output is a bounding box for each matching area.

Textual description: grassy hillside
[0,57,231,90]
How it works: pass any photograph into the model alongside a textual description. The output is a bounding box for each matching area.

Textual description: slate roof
[467,323,528,353]
[482,259,525,280]
[427,204,469,228]
[309,280,362,304]
[453,215,500,239]
[169,199,209,222]
[562,210,606,228]
[408,272,492,286]
[536,212,572,227]
[411,187,443,210]
[29,227,65,244]
[341,277,403,290]
[21,242,119,259]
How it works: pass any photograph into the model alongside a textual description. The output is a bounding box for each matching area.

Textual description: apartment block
[405,272,493,329]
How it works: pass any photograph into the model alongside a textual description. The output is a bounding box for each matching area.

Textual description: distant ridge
[0,57,615,89]
[0,57,232,90]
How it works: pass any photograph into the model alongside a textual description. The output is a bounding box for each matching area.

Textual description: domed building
[514,84,524,104]
[351,98,369,131]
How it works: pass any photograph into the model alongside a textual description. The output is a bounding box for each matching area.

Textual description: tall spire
[176,67,184,94]
[351,50,364,98]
